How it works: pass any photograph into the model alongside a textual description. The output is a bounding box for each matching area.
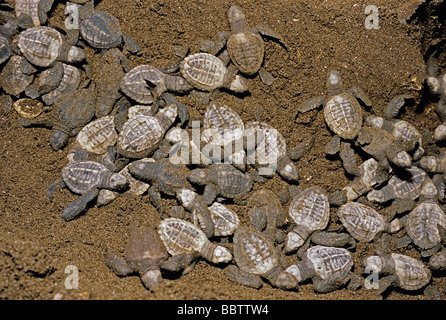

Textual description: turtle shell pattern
[62,160,110,194]
[180,53,228,91]
[208,202,240,236]
[80,10,122,49]
[0,35,11,65]
[120,65,155,104]
[227,32,264,75]
[407,202,446,250]
[338,202,385,242]
[324,93,362,139]
[306,245,353,281]
[157,218,208,256]
[209,164,252,198]
[233,227,278,275]
[126,226,167,263]
[288,186,330,232]
[76,115,118,155]
[0,55,36,96]
[18,27,63,67]
[391,253,431,290]
[203,102,245,146]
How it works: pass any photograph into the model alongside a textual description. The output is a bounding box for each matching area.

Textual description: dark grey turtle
[337,202,402,243]
[225,227,297,290]
[426,55,446,122]
[120,64,192,104]
[285,245,359,293]
[205,5,287,85]
[15,0,53,26]
[362,253,431,294]
[355,126,414,169]
[79,9,122,49]
[342,158,390,201]
[180,52,248,93]
[418,152,446,173]
[105,225,168,289]
[244,121,299,182]
[47,160,129,220]
[158,218,232,264]
[367,166,428,203]
[18,86,96,150]
[128,158,192,213]
[247,189,286,242]
[0,55,36,96]
[93,48,130,117]
[187,163,253,205]
[429,247,446,271]
[117,104,177,159]
[0,33,11,64]
[296,69,371,141]
[18,26,85,67]
[41,63,81,105]
[285,186,330,253]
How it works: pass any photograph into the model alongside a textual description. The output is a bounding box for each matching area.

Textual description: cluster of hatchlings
[2,1,446,298]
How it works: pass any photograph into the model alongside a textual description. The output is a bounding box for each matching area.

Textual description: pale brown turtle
[285,245,359,293]
[297,69,371,141]
[105,225,168,289]
[362,253,431,294]
[117,104,177,159]
[187,163,253,205]
[40,63,81,105]
[285,186,330,253]
[337,202,402,243]
[13,98,43,119]
[0,55,36,96]
[208,202,240,237]
[180,52,248,93]
[419,152,446,173]
[47,160,129,220]
[15,0,54,27]
[225,227,297,289]
[244,121,299,182]
[158,218,232,264]
[18,26,85,67]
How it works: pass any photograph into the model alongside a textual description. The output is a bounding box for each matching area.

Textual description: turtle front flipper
[46,179,66,201]
[253,24,288,50]
[296,96,326,114]
[349,86,373,109]
[62,189,99,221]
[105,253,133,276]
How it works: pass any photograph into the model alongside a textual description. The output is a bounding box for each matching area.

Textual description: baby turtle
[158,218,232,264]
[208,202,240,237]
[226,227,297,290]
[362,253,431,294]
[367,166,428,203]
[285,245,357,293]
[187,163,253,205]
[120,64,191,104]
[47,160,129,220]
[0,34,11,65]
[0,55,36,96]
[419,152,446,173]
[13,98,43,119]
[40,63,81,105]
[297,69,371,140]
[79,9,122,49]
[18,86,96,150]
[244,121,299,182]
[128,158,192,213]
[337,202,402,243]
[105,225,168,289]
[18,26,85,67]
[429,247,446,271]
[180,52,248,93]
[426,55,446,122]
[117,104,177,159]
[285,186,330,253]
[15,0,53,26]
[247,189,287,242]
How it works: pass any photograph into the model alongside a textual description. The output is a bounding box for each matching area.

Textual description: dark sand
[1,0,445,300]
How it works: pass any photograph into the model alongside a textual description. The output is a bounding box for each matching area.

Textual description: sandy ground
[1,0,445,300]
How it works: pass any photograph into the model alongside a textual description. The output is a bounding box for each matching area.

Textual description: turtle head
[419,178,438,201]
[326,69,344,96]
[50,130,70,150]
[108,172,129,191]
[128,160,155,181]
[229,74,249,93]
[141,268,162,290]
[227,5,247,32]
[211,245,232,264]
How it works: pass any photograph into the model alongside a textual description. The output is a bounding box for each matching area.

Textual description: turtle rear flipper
[61,189,99,221]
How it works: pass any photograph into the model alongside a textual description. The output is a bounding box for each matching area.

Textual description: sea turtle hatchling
[285,245,359,293]
[117,104,178,159]
[105,225,168,289]
[225,227,297,289]
[15,0,54,27]
[208,202,240,237]
[426,55,446,123]
[0,55,36,96]
[158,218,232,265]
[362,253,431,294]
[40,63,81,105]
[296,69,371,140]
[187,163,253,205]
[285,186,330,253]
[47,160,129,220]
[244,121,299,182]
[79,9,122,49]
[18,26,85,67]
[337,202,402,243]
[418,152,446,173]
[18,85,96,150]
[180,52,248,93]
[0,33,11,65]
